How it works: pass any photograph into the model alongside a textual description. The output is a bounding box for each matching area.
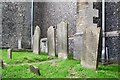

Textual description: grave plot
[1,59,119,78]
[0,49,56,65]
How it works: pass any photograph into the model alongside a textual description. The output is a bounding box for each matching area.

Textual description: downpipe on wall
[101,0,106,64]
[31,0,34,49]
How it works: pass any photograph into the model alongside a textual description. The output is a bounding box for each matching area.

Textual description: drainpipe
[31,0,34,48]
[101,0,105,64]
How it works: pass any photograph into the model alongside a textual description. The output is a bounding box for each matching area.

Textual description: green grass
[2,59,119,78]
[0,49,55,65]
[1,49,119,78]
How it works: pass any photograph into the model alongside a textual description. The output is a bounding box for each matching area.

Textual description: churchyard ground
[0,49,119,78]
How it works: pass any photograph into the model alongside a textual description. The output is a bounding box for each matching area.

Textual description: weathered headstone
[33,26,41,54]
[30,65,40,75]
[47,26,56,56]
[7,49,12,59]
[56,21,68,59]
[73,1,98,60]
[18,37,22,49]
[73,32,83,60]
[40,38,48,53]
[81,27,100,70]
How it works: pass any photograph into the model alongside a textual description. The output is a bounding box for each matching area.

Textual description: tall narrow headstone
[7,49,12,59]
[56,22,68,59]
[33,26,41,54]
[73,1,99,60]
[81,27,100,70]
[47,26,56,56]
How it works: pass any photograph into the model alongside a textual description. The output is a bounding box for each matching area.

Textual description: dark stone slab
[30,65,40,76]
[0,59,3,68]
[0,59,7,69]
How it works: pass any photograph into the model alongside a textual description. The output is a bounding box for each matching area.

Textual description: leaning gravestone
[47,26,56,56]
[7,49,12,59]
[30,65,40,75]
[56,21,68,59]
[81,27,100,70]
[33,26,41,54]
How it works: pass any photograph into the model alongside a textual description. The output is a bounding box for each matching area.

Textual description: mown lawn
[0,49,56,65]
[2,60,119,78]
[1,49,119,78]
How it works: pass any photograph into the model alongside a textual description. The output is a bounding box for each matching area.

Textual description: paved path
[7,59,61,66]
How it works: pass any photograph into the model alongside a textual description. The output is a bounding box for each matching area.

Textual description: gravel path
[7,59,61,66]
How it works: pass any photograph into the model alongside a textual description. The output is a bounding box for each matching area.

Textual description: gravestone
[56,21,68,59]
[73,32,83,60]
[33,26,41,54]
[40,38,48,53]
[30,65,40,75]
[81,27,100,70]
[18,37,22,49]
[7,49,12,59]
[3,63,7,68]
[74,1,99,60]
[47,26,56,56]
[0,59,3,68]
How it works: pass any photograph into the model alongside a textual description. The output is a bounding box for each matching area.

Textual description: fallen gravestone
[81,27,100,70]
[33,26,41,54]
[30,65,40,75]
[56,21,68,59]
[7,49,12,59]
[47,26,56,56]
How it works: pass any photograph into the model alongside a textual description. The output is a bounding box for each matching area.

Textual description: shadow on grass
[98,64,118,73]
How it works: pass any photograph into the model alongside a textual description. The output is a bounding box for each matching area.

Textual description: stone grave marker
[81,27,100,70]
[40,38,48,53]
[47,26,56,56]
[0,59,3,68]
[74,1,99,61]
[0,59,7,68]
[30,65,40,75]
[73,32,83,60]
[3,63,7,68]
[33,26,41,54]
[18,37,22,49]
[56,21,68,59]
[7,49,12,59]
